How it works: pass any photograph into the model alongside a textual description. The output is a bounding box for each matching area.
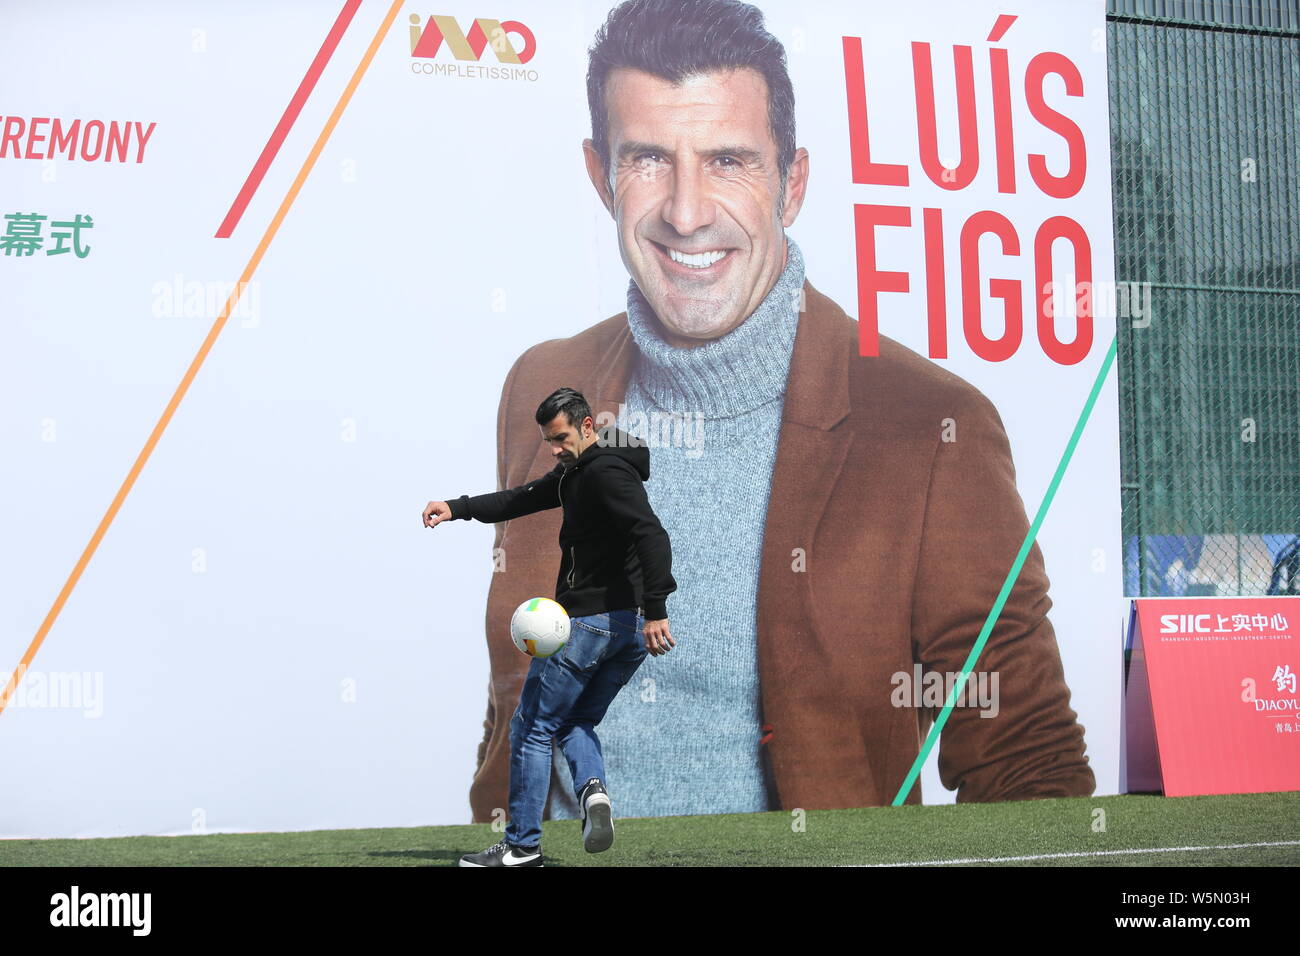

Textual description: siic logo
[408,14,535,64]
[1159,614,1212,634]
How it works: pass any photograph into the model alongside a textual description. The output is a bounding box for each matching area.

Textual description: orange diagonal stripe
[0,0,405,718]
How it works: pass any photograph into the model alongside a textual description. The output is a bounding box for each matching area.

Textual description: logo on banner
[408,14,538,82]
[1241,663,1299,728]
[1158,611,1291,636]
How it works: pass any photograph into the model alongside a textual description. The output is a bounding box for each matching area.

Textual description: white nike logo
[502,848,540,866]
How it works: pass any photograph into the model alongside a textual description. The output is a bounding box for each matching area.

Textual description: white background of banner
[1,0,1119,838]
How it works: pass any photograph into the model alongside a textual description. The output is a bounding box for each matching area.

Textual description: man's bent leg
[504,649,593,849]
[555,609,648,792]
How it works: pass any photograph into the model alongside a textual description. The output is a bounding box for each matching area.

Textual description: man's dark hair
[587,0,796,206]
[536,387,594,431]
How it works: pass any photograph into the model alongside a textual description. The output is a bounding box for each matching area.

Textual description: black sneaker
[577,777,614,854]
[458,839,543,867]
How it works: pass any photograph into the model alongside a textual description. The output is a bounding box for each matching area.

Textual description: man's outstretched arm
[424,461,564,527]
[910,391,1095,803]
[451,462,566,524]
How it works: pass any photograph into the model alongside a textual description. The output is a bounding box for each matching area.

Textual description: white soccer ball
[510,597,571,658]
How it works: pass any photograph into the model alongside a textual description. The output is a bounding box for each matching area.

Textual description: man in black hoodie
[423,386,676,867]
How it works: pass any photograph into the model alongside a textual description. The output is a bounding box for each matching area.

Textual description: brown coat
[467,279,1095,820]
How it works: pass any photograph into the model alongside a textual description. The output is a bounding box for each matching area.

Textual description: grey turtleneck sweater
[549,237,806,819]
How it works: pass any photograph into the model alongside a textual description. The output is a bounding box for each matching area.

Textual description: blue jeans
[505,607,647,848]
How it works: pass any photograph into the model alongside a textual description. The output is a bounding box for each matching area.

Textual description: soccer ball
[510,597,571,658]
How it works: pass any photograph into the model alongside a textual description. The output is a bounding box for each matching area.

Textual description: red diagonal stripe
[215,0,363,238]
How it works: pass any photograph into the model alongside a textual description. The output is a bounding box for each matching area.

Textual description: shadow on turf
[367,849,573,866]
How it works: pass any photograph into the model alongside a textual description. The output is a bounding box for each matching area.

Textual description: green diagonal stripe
[892,332,1119,806]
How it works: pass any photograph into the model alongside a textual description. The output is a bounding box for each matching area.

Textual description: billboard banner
[1,0,1120,837]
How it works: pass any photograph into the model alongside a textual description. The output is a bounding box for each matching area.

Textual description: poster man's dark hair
[587,0,796,204]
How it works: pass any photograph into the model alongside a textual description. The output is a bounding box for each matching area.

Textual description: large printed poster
[1,0,1120,837]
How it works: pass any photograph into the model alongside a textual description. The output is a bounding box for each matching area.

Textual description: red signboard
[1124,597,1300,797]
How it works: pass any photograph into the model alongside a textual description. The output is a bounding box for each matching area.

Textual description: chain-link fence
[1108,1,1300,596]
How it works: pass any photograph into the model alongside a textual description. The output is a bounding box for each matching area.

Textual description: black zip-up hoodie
[447,426,677,620]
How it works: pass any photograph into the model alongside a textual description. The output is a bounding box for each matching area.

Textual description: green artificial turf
[1,792,1296,867]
